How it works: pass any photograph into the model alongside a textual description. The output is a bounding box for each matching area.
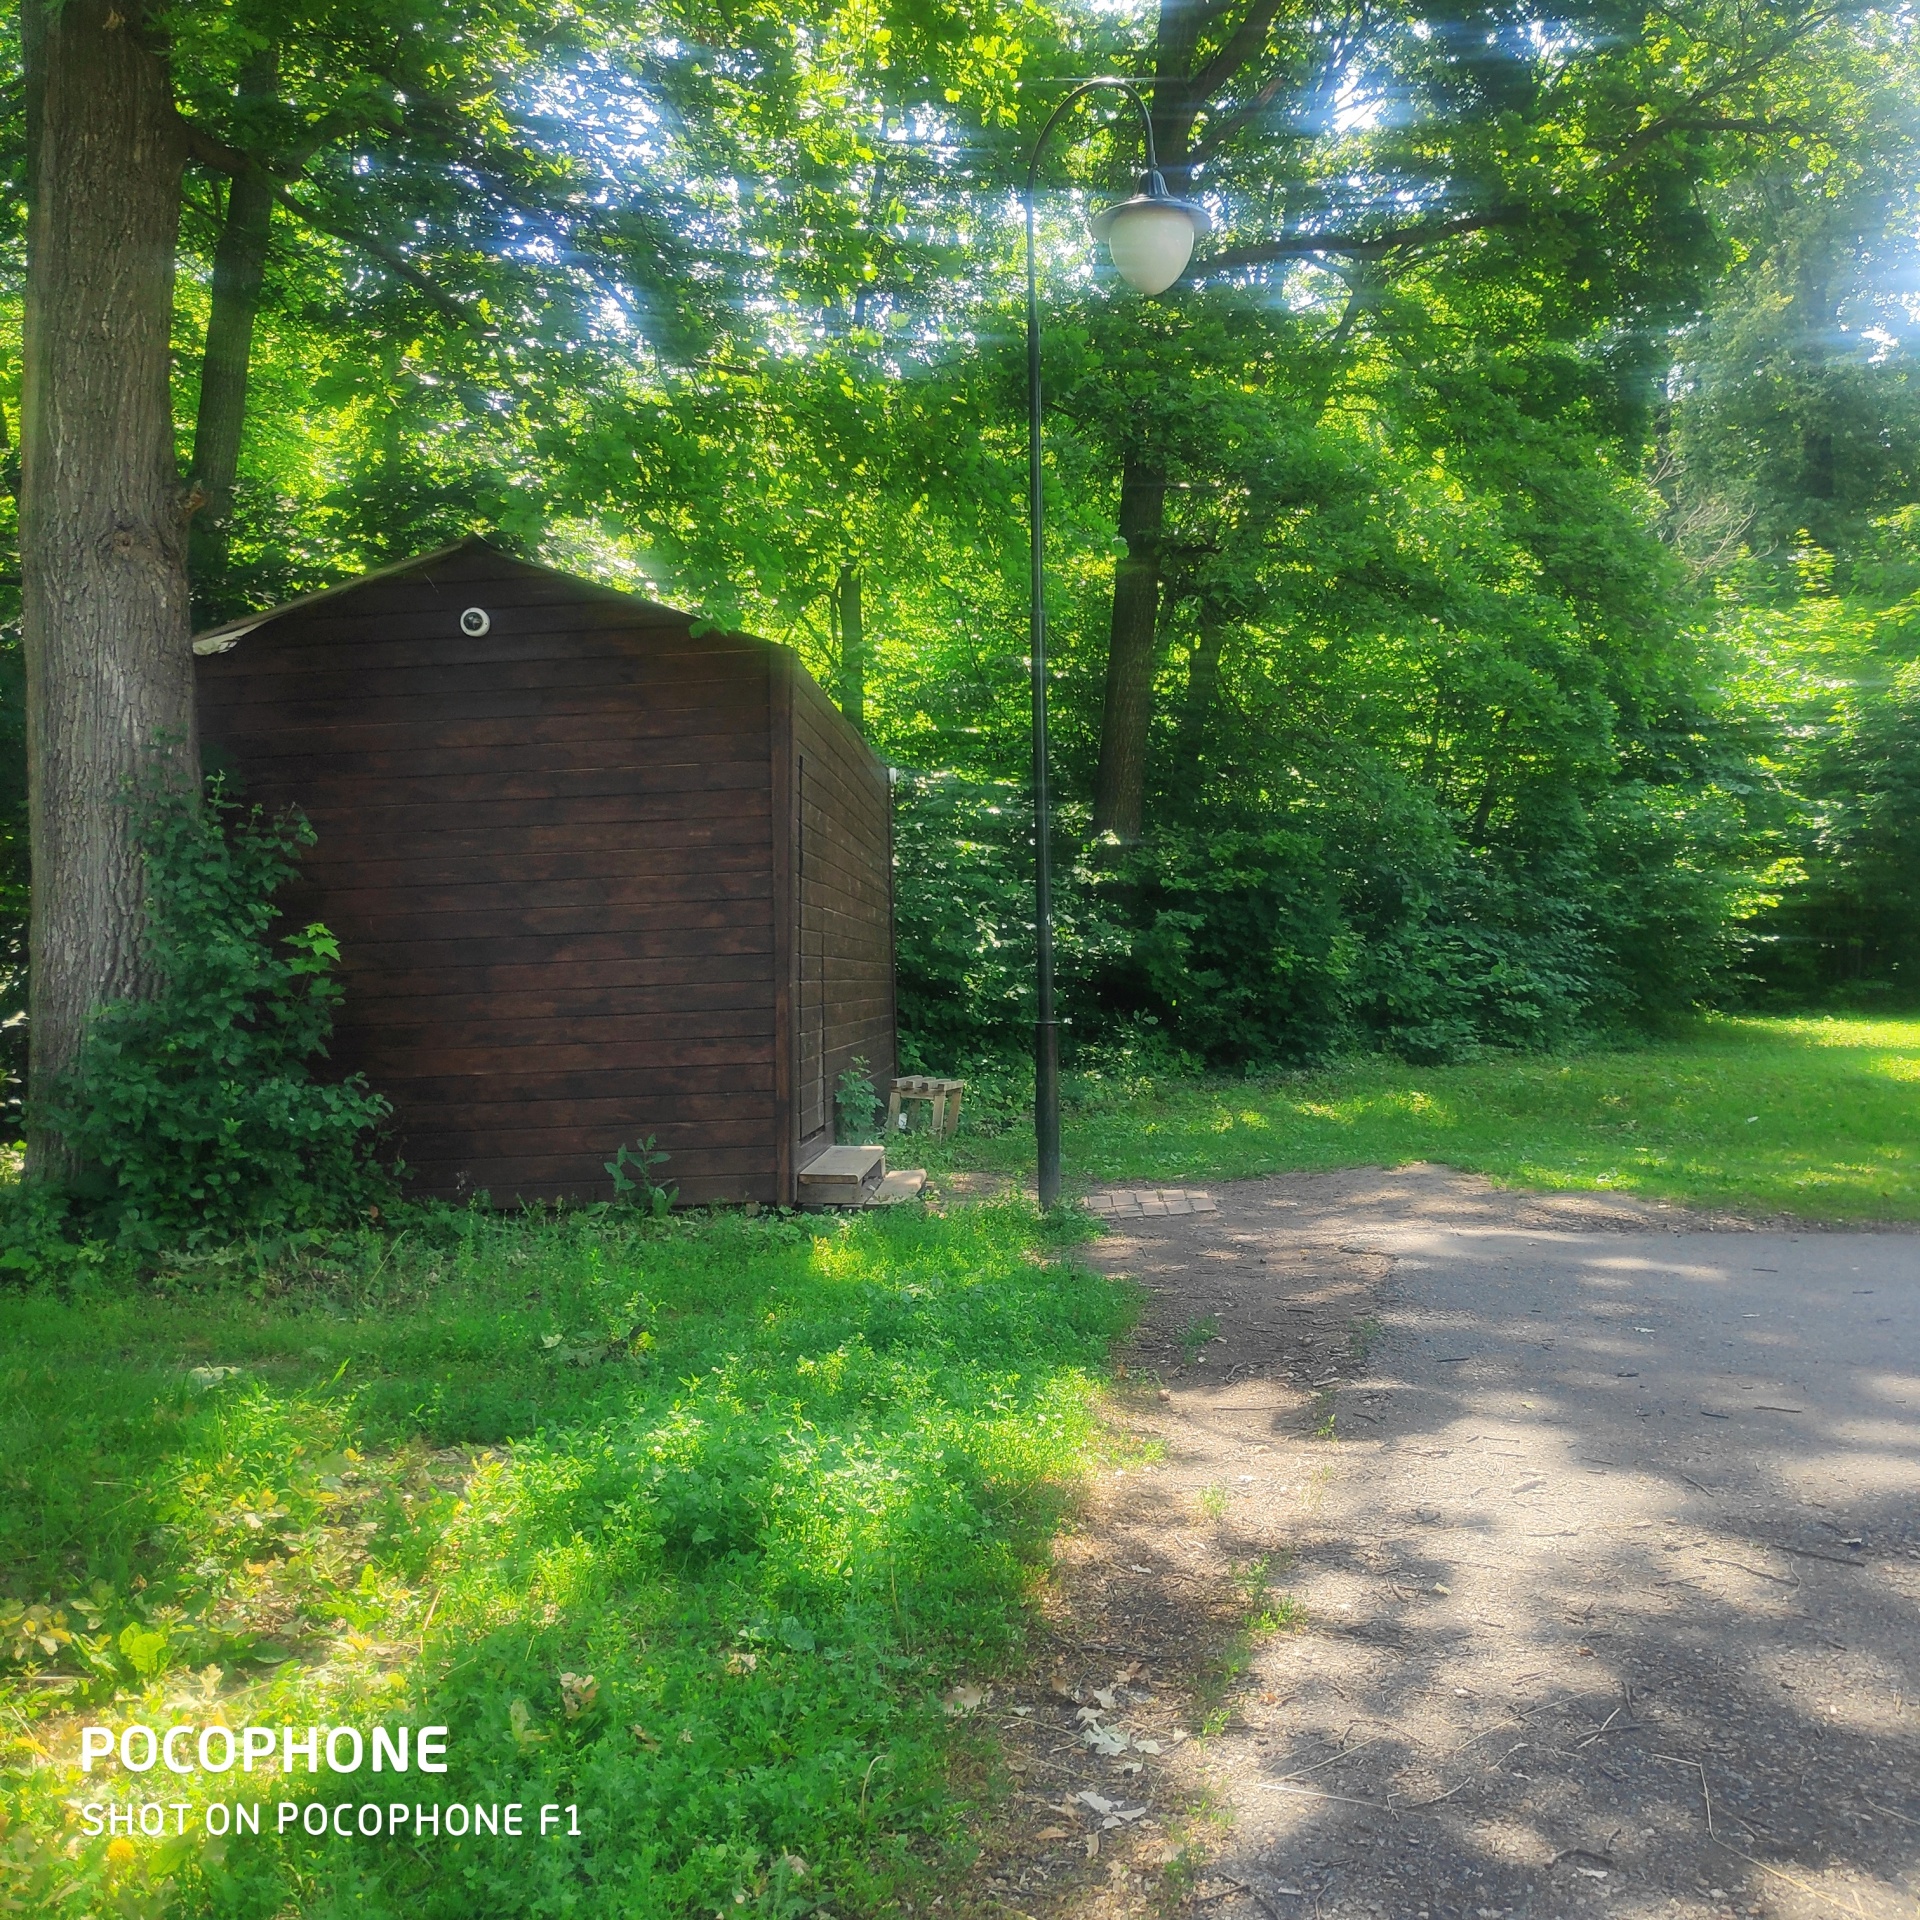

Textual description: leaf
[941,1683,983,1715]
[118,1623,168,1677]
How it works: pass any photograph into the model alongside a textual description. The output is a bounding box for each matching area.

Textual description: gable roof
[189,538,688,656]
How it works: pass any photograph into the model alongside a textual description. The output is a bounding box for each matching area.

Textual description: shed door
[797,755,829,1150]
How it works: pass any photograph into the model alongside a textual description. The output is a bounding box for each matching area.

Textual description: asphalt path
[1091,1174,1920,1920]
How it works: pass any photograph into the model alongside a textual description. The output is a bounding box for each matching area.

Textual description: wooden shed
[192,538,895,1207]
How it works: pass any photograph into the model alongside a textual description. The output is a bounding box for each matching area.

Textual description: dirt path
[963,1166,1920,1920]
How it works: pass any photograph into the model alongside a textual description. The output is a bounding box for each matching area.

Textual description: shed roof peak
[189,538,693,656]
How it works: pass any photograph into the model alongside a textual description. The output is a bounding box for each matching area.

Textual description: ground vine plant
[34,773,392,1249]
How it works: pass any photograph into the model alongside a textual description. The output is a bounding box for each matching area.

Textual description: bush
[892,763,1743,1071]
[41,773,393,1247]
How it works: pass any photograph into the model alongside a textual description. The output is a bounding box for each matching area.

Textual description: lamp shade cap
[1092,191,1210,295]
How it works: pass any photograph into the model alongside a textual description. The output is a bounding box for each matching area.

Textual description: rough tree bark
[20,0,196,1174]
[189,58,279,603]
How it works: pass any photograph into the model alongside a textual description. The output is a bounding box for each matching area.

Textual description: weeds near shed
[605,1134,676,1215]
[835,1057,884,1142]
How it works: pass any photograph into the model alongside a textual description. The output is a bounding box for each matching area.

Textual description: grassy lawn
[930,1014,1920,1221]
[0,1202,1130,1919]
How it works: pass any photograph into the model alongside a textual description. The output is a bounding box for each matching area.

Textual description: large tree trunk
[189,53,278,608]
[1090,457,1167,839]
[20,0,194,1175]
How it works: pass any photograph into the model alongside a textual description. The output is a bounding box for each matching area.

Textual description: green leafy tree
[44,776,392,1246]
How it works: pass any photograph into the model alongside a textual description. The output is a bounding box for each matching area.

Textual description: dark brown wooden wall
[196,543,781,1205]
[786,659,895,1176]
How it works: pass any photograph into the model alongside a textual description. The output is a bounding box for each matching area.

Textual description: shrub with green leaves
[834,1056,883,1141]
[42,774,392,1246]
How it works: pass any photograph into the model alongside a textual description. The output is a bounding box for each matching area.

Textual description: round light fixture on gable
[460,607,491,636]
[1092,172,1211,295]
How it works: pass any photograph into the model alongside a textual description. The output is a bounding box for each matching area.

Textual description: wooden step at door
[796,1143,886,1209]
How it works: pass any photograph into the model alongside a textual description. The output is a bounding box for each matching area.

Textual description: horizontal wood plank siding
[788,663,895,1188]
[197,543,781,1204]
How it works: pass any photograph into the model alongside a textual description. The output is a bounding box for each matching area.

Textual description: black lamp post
[1023,80,1209,1209]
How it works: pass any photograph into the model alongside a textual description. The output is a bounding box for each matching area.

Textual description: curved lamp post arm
[1025,78,1162,200]
[1023,77,1155,1212]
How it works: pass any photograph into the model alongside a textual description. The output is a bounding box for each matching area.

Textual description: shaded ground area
[963,1166,1920,1920]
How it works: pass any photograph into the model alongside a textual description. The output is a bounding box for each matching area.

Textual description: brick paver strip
[1083,1189,1218,1218]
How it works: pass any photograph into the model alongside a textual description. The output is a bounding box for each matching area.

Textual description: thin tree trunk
[190,164,275,601]
[20,0,194,1175]
[833,562,866,735]
[1176,617,1224,768]
[188,51,277,606]
[1091,458,1167,840]
[1465,715,1510,843]
[1087,0,1204,843]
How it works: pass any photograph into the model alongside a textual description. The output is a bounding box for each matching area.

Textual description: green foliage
[605,1135,676,1216]
[0,0,1914,1130]
[39,775,392,1248]
[895,770,1743,1069]
[0,1199,1129,1918]
[833,1056,882,1143]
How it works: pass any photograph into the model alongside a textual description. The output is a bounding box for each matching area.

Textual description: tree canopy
[3,0,1918,1107]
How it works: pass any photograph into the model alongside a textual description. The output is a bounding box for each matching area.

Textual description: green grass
[928,1014,1920,1221]
[0,1201,1132,1918]
[10,1011,1915,1913]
